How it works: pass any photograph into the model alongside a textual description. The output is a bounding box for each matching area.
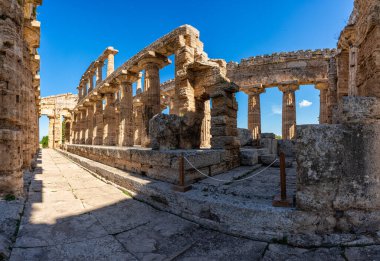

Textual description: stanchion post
[172,152,192,192]
[272,152,293,207]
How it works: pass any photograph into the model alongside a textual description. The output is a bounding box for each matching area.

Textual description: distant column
[93,98,104,145]
[136,72,142,94]
[120,80,134,146]
[48,116,54,148]
[103,92,116,145]
[80,109,86,144]
[200,100,211,148]
[247,87,265,142]
[96,62,103,84]
[279,83,299,140]
[315,81,329,124]
[106,48,118,77]
[85,105,94,144]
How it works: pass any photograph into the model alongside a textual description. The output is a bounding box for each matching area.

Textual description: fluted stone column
[200,100,211,148]
[136,73,142,94]
[96,62,103,84]
[85,105,94,144]
[315,82,329,124]
[327,57,338,124]
[279,84,299,140]
[247,87,265,141]
[120,80,134,146]
[348,46,358,96]
[133,99,143,146]
[140,62,161,147]
[80,110,86,144]
[93,99,104,145]
[106,48,118,77]
[48,116,54,148]
[103,93,116,145]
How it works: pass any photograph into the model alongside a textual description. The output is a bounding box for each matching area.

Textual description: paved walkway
[9,149,379,260]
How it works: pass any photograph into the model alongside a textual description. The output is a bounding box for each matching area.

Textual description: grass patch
[122,190,133,197]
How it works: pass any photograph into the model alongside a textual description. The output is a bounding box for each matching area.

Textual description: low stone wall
[63,144,229,184]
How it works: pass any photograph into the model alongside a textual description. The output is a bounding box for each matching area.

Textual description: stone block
[237,128,253,146]
[261,138,278,155]
[240,148,258,166]
[259,154,276,165]
[278,139,295,157]
[261,133,275,139]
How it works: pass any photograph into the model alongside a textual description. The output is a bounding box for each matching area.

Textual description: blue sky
[38,0,353,140]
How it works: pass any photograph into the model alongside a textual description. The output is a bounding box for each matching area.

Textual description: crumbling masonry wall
[0,0,42,196]
[296,0,380,233]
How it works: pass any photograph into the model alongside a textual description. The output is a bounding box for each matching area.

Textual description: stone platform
[58,148,380,247]
[63,144,231,185]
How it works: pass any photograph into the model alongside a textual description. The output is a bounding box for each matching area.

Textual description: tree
[40,136,49,148]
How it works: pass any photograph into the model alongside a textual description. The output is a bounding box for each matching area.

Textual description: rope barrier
[183,154,278,183]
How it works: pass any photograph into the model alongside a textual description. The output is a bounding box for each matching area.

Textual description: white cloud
[271,105,282,115]
[299,100,312,108]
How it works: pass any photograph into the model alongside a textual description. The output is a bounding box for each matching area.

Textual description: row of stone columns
[246,82,329,141]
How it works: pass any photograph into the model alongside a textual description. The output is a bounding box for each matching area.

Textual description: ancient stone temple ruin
[2,0,380,246]
[0,0,42,196]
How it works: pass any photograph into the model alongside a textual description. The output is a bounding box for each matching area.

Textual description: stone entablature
[227,49,336,88]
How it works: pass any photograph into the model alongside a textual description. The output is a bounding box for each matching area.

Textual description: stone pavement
[7,149,380,260]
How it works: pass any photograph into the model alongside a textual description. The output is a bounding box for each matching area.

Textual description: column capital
[315,81,329,91]
[137,51,171,69]
[278,82,299,93]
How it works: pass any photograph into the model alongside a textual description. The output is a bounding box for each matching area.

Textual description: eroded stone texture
[0,0,42,196]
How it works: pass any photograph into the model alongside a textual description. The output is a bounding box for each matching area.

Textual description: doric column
[77,85,82,100]
[133,98,143,146]
[336,49,349,102]
[247,86,265,141]
[106,47,118,77]
[136,72,142,94]
[82,83,87,98]
[327,57,338,124]
[85,104,94,144]
[200,100,211,148]
[279,83,299,140]
[79,109,87,144]
[103,92,116,146]
[89,75,94,93]
[119,78,134,147]
[48,116,55,148]
[96,61,103,84]
[315,81,329,124]
[138,52,170,147]
[93,98,104,145]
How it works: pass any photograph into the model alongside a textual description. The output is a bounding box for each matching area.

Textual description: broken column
[279,83,299,140]
[200,100,211,148]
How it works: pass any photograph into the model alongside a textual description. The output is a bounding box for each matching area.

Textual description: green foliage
[275,135,282,140]
[40,136,49,148]
[4,194,16,201]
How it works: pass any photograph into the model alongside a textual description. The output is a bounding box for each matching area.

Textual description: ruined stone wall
[296,0,380,234]
[40,93,78,148]
[0,0,42,196]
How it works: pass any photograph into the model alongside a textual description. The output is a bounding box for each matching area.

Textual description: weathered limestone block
[260,135,278,155]
[149,114,181,150]
[334,97,380,124]
[149,113,203,150]
[297,112,380,233]
[278,139,296,157]
[237,128,253,147]
[240,148,258,166]
[296,125,345,212]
